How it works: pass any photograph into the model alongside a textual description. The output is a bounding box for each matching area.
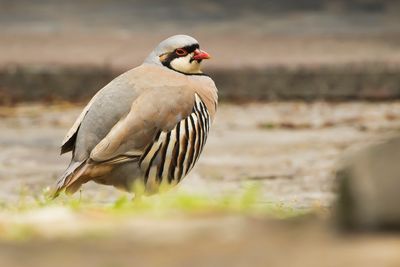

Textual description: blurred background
[1,1,400,266]
[2,0,400,101]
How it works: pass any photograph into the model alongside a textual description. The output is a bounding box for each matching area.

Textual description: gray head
[144,35,211,75]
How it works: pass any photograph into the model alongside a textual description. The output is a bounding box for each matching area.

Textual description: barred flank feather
[139,94,210,188]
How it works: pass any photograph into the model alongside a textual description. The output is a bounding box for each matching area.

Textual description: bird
[53,35,218,197]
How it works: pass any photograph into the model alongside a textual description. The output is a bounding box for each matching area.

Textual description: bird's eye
[175,48,188,56]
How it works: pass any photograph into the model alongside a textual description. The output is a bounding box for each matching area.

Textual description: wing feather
[61,96,98,154]
[90,86,195,162]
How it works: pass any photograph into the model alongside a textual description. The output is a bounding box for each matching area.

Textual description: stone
[336,136,400,230]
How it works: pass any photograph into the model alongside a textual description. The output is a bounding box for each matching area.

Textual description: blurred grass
[15,182,304,218]
[0,183,310,240]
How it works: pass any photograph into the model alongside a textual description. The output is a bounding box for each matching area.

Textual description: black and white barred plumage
[139,94,210,187]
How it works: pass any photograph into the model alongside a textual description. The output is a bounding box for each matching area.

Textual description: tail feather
[52,161,87,198]
[52,155,139,199]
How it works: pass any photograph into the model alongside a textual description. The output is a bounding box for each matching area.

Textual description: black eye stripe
[174,44,199,56]
[162,43,199,64]
[182,44,199,53]
[160,43,208,76]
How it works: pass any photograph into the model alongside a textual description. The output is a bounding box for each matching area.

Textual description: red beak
[192,49,211,60]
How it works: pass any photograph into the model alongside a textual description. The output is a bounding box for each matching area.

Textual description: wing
[89,86,195,162]
[60,67,145,158]
[61,94,98,154]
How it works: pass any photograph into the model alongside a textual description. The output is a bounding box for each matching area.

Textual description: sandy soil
[1,102,400,267]
[1,101,400,208]
[2,3,400,264]
[2,32,400,70]
[2,2,400,69]
[1,215,400,267]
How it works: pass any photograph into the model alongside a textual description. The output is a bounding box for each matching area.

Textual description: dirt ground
[2,2,400,265]
[3,32,400,70]
[1,101,400,208]
[1,102,400,266]
[0,215,400,267]
[2,1,400,70]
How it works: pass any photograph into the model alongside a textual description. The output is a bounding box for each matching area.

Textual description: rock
[336,136,400,230]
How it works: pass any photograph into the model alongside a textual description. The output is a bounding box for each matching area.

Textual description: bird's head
[145,35,211,75]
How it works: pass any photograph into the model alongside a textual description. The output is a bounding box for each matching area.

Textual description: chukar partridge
[54,35,218,197]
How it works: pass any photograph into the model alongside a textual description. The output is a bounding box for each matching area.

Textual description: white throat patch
[169,53,202,74]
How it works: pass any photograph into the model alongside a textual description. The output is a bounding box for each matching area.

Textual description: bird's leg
[132,191,143,203]
[79,189,82,202]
